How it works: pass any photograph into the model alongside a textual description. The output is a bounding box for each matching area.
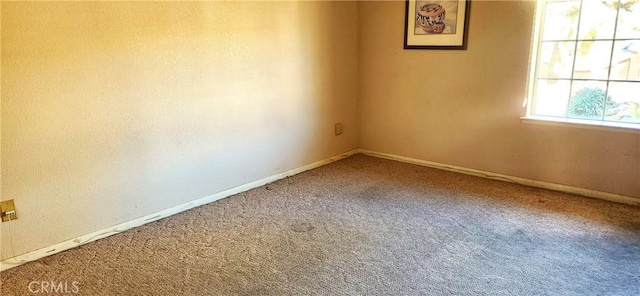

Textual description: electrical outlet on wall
[335,123,344,136]
[1,199,18,222]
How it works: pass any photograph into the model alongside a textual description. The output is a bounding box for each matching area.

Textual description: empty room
[1,0,639,295]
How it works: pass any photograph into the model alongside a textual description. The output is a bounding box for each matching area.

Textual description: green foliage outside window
[567,87,615,119]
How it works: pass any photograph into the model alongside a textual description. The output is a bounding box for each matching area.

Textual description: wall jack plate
[1,199,18,222]
[335,123,344,136]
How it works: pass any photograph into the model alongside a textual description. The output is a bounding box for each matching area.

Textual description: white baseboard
[0,149,360,272]
[360,149,640,207]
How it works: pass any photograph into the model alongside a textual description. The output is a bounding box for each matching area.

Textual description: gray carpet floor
[1,155,639,295]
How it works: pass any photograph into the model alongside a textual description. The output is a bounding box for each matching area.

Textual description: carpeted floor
[1,155,639,295]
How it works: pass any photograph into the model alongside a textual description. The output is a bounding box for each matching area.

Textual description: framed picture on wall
[404,0,470,49]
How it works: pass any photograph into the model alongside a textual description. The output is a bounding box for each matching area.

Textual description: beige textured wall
[358,1,639,198]
[1,1,359,260]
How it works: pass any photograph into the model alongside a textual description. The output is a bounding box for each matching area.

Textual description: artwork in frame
[404,0,470,49]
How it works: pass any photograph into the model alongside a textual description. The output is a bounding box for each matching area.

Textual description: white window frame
[523,0,640,133]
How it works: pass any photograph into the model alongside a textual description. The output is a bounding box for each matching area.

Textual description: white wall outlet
[335,123,344,136]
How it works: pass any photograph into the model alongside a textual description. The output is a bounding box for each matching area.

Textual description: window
[526,0,640,128]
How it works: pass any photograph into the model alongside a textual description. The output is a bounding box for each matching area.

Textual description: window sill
[521,116,640,134]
